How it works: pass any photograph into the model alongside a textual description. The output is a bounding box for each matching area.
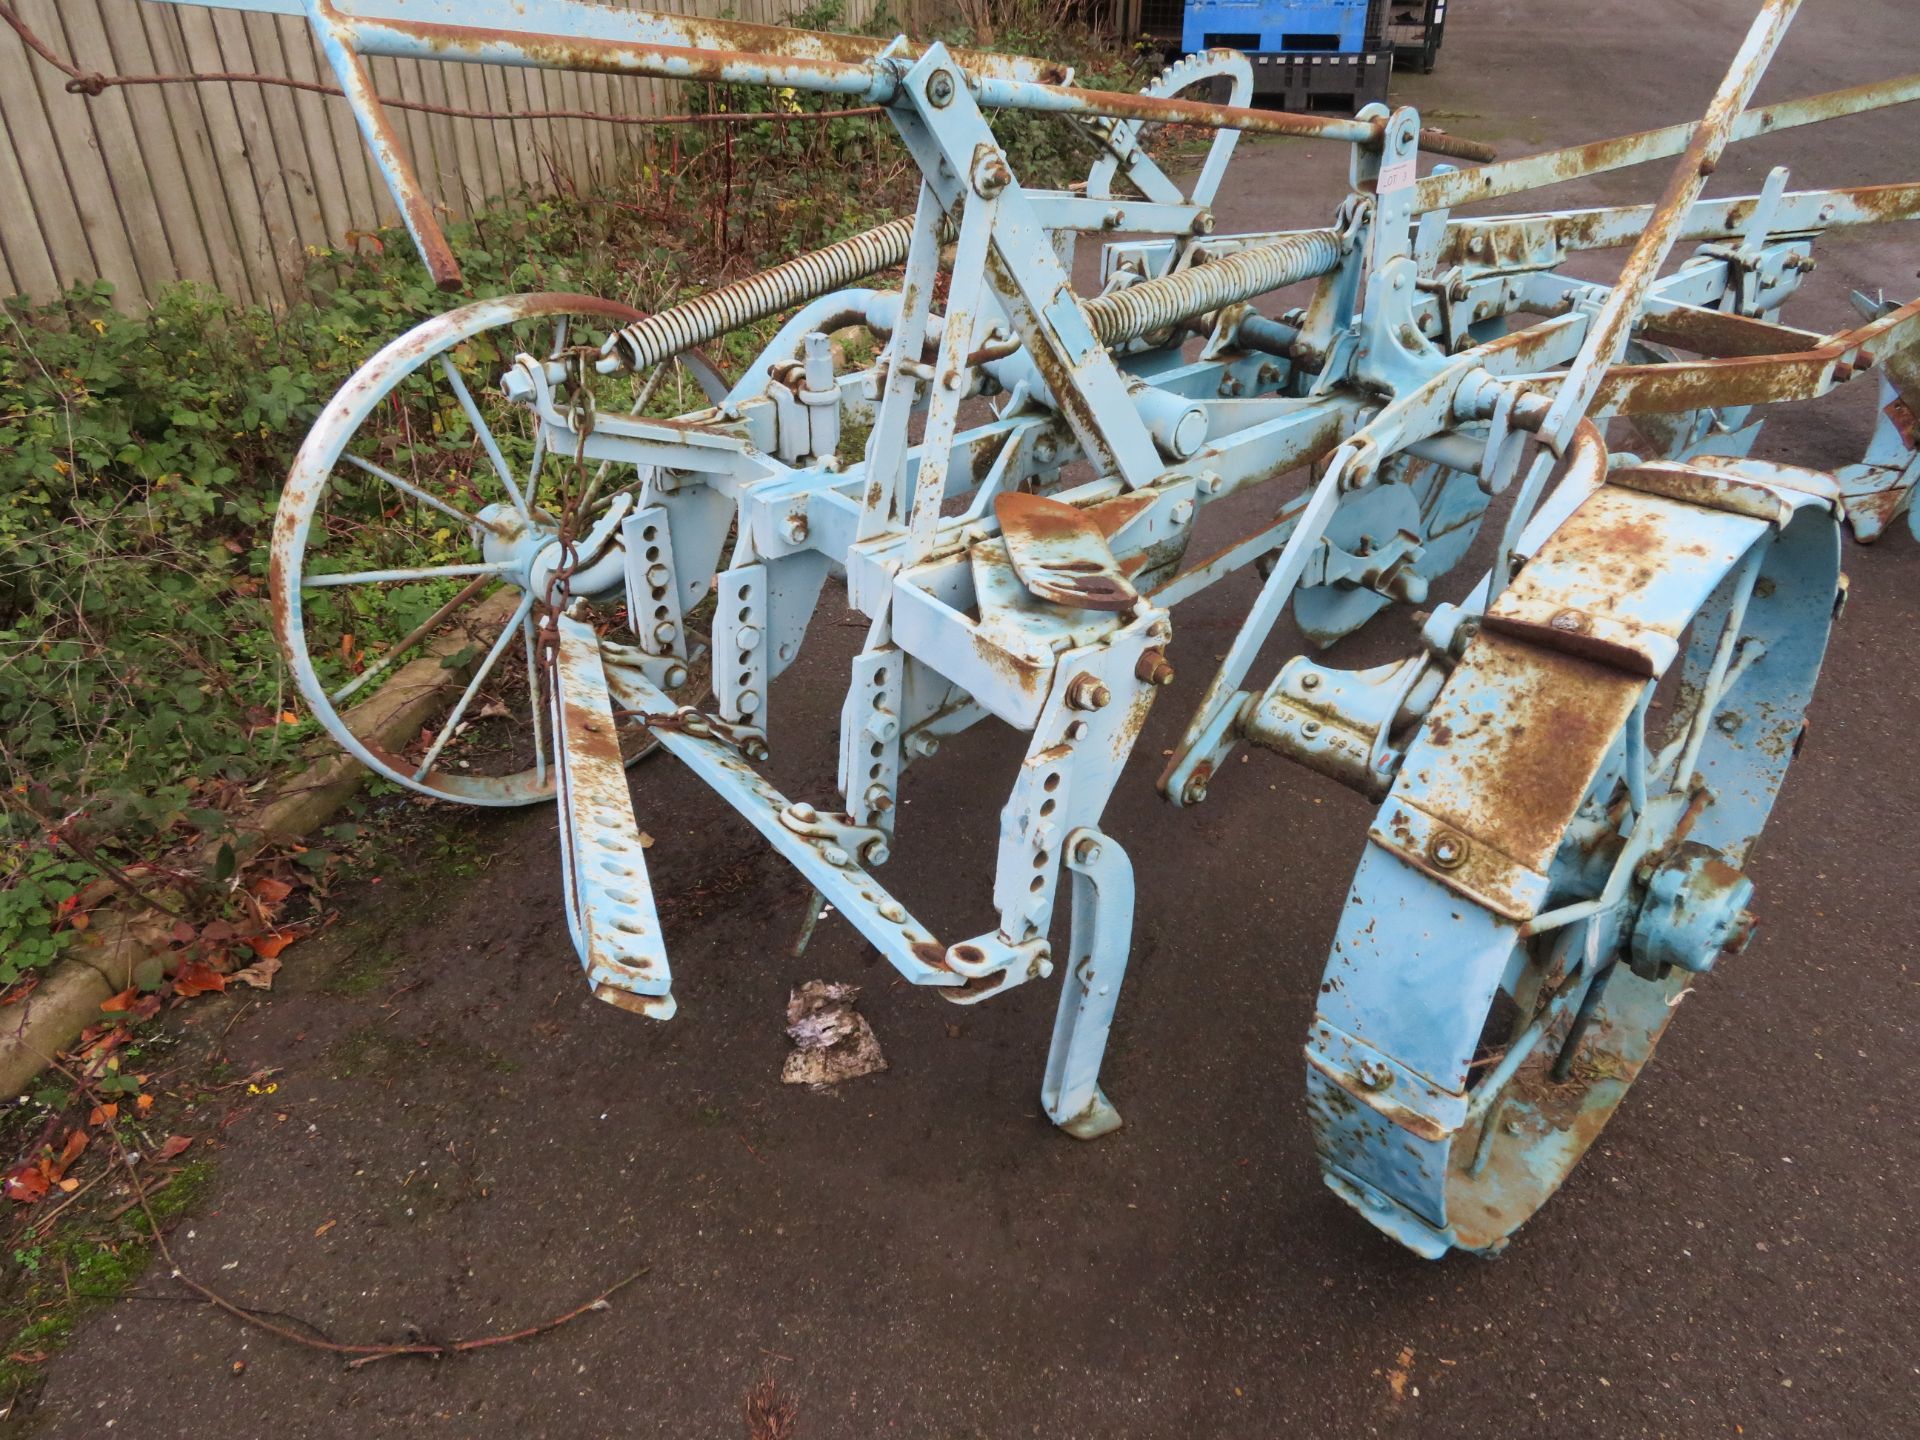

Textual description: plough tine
[550,612,676,1019]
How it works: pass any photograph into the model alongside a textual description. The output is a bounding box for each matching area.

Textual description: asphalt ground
[29,1,1920,1435]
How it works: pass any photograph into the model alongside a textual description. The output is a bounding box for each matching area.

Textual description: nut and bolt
[1356,1061,1394,1093]
[1073,836,1103,865]
[645,563,671,588]
[736,625,762,650]
[822,844,851,868]
[1549,609,1589,633]
[788,802,819,824]
[926,69,955,106]
[663,664,689,689]
[1193,209,1215,235]
[1136,649,1175,687]
[735,688,760,716]
[1066,673,1112,711]
[652,621,678,646]
[906,732,940,758]
[862,838,891,866]
[1181,774,1209,806]
[781,514,809,545]
[864,785,894,813]
[1428,832,1470,870]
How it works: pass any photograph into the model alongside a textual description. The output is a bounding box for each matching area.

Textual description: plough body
[154,0,1920,1256]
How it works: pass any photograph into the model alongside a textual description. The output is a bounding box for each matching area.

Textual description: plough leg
[1041,829,1135,1140]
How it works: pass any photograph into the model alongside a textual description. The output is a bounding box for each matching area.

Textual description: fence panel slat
[1,0,889,305]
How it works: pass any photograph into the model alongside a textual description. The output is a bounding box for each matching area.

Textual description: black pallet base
[1246,50,1392,114]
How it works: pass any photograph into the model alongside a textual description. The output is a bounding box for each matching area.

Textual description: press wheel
[1308,463,1842,1256]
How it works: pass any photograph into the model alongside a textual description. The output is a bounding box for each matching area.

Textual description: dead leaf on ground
[230,956,282,990]
[155,1135,194,1162]
[781,981,886,1087]
[171,960,228,998]
[245,930,298,960]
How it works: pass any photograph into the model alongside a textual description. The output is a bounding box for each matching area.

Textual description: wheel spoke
[441,354,531,520]
[328,573,497,705]
[341,453,496,534]
[412,593,536,782]
[523,611,548,788]
[303,560,517,588]
[1671,543,1766,792]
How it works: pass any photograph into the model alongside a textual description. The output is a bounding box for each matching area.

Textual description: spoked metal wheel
[270,293,727,805]
[1308,458,1843,1256]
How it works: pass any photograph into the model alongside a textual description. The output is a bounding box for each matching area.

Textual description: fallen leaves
[230,956,282,991]
[780,981,886,1087]
[154,1135,194,1162]
[4,1129,88,1204]
[170,960,227,998]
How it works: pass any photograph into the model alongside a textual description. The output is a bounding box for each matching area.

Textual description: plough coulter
[155,0,1919,1256]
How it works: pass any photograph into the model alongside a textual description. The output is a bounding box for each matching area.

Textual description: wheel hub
[1629,841,1758,979]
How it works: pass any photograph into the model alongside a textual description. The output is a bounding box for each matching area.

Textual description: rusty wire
[0,3,884,127]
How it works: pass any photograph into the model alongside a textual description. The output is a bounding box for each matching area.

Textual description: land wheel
[271,293,727,806]
[1307,459,1842,1256]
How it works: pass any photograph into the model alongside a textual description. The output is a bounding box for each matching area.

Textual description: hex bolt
[974,152,1012,198]
[736,688,761,716]
[1182,775,1208,805]
[1193,209,1216,235]
[926,69,954,106]
[1066,673,1112,711]
[664,664,689,689]
[645,563,671,588]
[652,620,678,646]
[782,514,809,545]
[865,784,895,813]
[744,738,771,763]
[907,732,940,758]
[1428,832,1470,870]
[865,708,899,742]
[1136,649,1175,687]
[863,838,891,866]
[1073,836,1102,865]
[736,625,762,651]
[823,844,851,867]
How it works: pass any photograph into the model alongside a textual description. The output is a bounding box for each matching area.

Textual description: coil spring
[1082,230,1344,347]
[604,217,921,373]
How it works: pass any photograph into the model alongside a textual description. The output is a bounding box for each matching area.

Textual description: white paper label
[1377,154,1417,195]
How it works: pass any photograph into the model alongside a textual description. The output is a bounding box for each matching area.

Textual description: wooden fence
[0,0,882,307]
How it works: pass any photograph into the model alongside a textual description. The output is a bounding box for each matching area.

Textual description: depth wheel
[271,293,726,805]
[1309,461,1842,1256]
